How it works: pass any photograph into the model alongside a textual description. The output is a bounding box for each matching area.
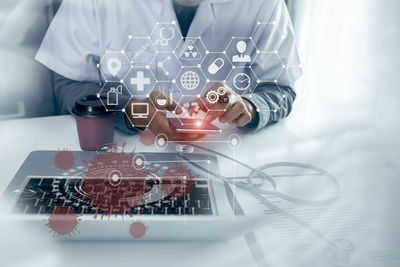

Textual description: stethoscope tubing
[177,144,342,249]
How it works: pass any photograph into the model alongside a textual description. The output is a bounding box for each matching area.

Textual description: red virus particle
[46,207,80,237]
[161,163,196,199]
[80,142,159,219]
[129,220,147,239]
[139,130,156,147]
[54,149,76,170]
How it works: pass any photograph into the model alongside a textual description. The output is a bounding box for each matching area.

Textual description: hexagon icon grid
[252,51,284,83]
[151,52,182,82]
[226,67,258,95]
[176,95,208,125]
[176,66,206,96]
[226,37,257,67]
[150,22,182,52]
[124,36,156,67]
[201,52,232,82]
[125,98,158,128]
[124,67,156,97]
[99,51,131,82]
[251,22,302,86]
[200,82,231,112]
[98,82,131,111]
[153,82,182,111]
[179,37,207,66]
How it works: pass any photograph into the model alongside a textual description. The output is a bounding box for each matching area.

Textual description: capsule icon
[208,58,225,75]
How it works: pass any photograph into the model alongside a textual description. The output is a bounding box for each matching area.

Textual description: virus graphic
[46,207,80,237]
[161,163,196,199]
[129,220,148,239]
[139,130,156,147]
[54,149,76,170]
[79,142,160,219]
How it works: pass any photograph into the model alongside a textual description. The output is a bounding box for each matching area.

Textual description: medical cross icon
[130,71,151,91]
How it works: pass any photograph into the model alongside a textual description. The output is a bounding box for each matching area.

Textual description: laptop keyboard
[12,176,213,216]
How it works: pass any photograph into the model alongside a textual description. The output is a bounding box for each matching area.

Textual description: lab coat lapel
[159,0,180,25]
[176,0,216,55]
[186,0,215,38]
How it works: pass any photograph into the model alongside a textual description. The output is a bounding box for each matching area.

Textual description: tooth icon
[107,58,122,77]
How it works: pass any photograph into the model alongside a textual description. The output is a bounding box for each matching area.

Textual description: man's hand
[198,83,257,127]
[126,90,205,142]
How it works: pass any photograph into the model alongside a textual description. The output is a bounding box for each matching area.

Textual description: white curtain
[284,0,384,137]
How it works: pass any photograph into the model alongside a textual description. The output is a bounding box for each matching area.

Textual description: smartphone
[169,118,222,134]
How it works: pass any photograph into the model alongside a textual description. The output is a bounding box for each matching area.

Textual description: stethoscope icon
[155,26,175,46]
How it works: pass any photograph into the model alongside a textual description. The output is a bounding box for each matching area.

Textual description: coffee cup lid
[72,94,116,117]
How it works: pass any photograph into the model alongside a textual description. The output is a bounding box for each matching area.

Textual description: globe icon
[180,71,200,90]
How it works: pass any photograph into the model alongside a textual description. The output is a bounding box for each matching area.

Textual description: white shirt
[36,0,302,96]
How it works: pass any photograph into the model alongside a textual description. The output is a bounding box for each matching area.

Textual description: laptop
[0,150,257,240]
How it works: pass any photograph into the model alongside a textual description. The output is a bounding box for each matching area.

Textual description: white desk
[0,115,398,267]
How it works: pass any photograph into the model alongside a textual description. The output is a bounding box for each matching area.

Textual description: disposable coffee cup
[72,94,116,151]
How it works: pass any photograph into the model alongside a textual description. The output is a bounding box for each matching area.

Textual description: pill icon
[208,58,225,75]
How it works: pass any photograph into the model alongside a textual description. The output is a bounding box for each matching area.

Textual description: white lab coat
[36,0,301,97]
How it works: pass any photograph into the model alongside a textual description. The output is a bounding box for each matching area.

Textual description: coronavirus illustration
[54,148,76,170]
[161,163,196,199]
[46,143,198,238]
[46,206,80,237]
[79,142,160,218]
[129,220,148,239]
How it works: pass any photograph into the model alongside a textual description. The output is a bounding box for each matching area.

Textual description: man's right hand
[126,90,205,142]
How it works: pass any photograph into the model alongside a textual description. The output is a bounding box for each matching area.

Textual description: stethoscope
[155,26,175,46]
[177,144,356,266]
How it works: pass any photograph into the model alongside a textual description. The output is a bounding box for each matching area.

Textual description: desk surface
[0,115,301,267]
[0,115,398,267]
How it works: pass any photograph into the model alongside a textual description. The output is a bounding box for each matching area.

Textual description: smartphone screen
[169,118,221,134]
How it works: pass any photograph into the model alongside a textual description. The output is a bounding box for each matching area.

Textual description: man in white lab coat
[36,0,302,141]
